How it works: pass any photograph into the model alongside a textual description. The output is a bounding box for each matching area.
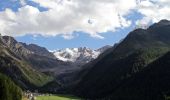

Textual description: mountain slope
[0,35,111,91]
[0,73,22,100]
[0,36,53,89]
[109,51,170,100]
[1,36,63,70]
[49,46,111,89]
[74,20,170,99]
[1,36,55,59]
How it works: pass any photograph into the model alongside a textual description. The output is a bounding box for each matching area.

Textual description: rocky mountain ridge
[52,45,111,65]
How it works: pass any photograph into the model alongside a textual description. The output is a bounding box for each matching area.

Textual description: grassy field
[36,95,80,100]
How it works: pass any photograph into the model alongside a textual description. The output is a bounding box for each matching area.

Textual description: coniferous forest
[0,73,22,100]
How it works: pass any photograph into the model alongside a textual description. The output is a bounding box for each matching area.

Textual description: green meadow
[36,95,80,100]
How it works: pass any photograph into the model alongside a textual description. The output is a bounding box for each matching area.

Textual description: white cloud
[0,0,137,39]
[136,0,170,25]
[20,0,27,6]
[2,0,170,39]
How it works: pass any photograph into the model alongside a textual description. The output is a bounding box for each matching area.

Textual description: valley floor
[23,94,80,100]
[37,95,80,100]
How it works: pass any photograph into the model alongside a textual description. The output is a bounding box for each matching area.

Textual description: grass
[36,95,80,100]
[22,97,28,100]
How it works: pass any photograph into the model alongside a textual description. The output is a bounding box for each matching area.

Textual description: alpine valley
[1,20,170,100]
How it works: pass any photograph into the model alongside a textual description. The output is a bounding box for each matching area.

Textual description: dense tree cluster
[0,73,22,100]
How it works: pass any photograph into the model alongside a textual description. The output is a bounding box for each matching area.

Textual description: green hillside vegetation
[0,40,53,89]
[0,73,22,100]
[108,51,170,100]
[74,20,170,99]
[75,47,170,98]
[16,60,53,87]
[0,51,53,88]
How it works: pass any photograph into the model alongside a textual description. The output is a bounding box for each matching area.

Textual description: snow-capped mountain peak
[52,46,111,63]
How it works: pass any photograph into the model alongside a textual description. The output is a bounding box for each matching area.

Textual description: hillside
[1,36,64,70]
[74,20,170,99]
[109,51,170,100]
[0,36,53,89]
[0,73,22,100]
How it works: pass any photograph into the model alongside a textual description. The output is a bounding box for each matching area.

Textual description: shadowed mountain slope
[74,20,170,99]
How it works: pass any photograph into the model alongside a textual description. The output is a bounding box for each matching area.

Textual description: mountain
[49,46,111,88]
[21,43,56,59]
[1,35,111,76]
[0,35,53,89]
[0,34,111,92]
[107,51,170,100]
[39,46,111,79]
[1,36,66,71]
[96,45,112,53]
[74,19,170,99]
[1,36,33,56]
[53,47,99,63]
[52,46,111,65]
[1,36,55,59]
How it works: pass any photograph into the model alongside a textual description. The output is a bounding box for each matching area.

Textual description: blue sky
[16,28,131,50]
[0,0,168,50]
